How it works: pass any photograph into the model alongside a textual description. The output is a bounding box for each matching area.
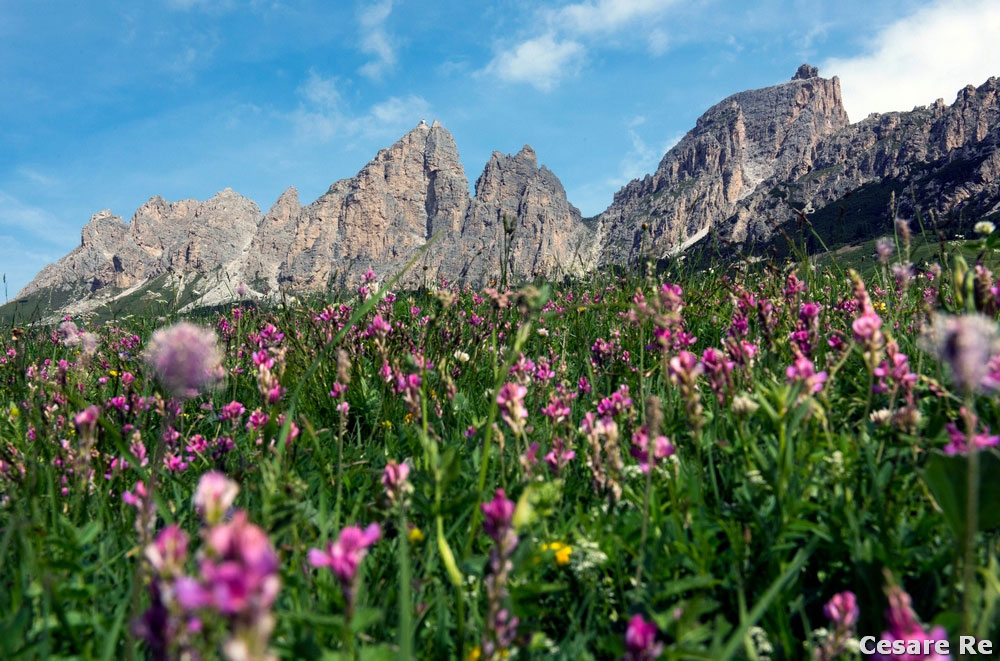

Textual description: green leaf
[921,449,1000,539]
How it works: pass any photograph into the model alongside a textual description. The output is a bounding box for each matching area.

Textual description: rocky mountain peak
[792,63,819,80]
[597,67,849,264]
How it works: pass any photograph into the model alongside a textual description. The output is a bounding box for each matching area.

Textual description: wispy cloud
[16,167,58,187]
[821,0,1000,121]
[164,0,234,12]
[0,235,62,300]
[290,70,429,142]
[484,34,585,92]
[0,191,77,246]
[550,0,676,35]
[358,0,397,80]
[483,0,678,91]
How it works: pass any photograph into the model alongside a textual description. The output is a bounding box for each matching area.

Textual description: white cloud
[485,33,585,91]
[484,0,677,91]
[0,235,63,301]
[165,0,233,11]
[290,71,430,142]
[821,0,1000,121]
[0,191,77,245]
[553,0,677,35]
[358,0,397,79]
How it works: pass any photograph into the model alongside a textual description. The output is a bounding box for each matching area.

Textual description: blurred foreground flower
[624,614,662,660]
[922,314,1000,393]
[144,322,225,399]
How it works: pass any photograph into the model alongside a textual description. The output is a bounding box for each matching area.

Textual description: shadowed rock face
[598,66,1000,259]
[595,66,850,264]
[452,145,590,286]
[14,66,1000,317]
[275,120,472,291]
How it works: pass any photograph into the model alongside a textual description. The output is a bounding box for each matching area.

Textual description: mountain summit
[10,65,1000,319]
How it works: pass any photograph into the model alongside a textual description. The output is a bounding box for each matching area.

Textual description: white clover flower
[975,220,995,236]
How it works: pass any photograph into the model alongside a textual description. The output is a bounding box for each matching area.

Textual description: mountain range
[9,64,1000,319]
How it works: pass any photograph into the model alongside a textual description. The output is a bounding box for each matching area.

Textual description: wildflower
[309,523,381,608]
[74,405,100,433]
[786,355,827,393]
[58,320,81,346]
[218,401,246,422]
[193,471,240,525]
[876,583,949,661]
[975,220,995,236]
[496,382,528,435]
[701,347,734,404]
[624,614,662,660]
[922,314,1000,393]
[235,282,249,297]
[407,526,425,544]
[145,524,189,576]
[481,489,516,544]
[944,411,1000,455]
[630,426,674,473]
[544,437,576,475]
[824,591,859,630]
[381,459,412,504]
[143,322,225,399]
[732,394,759,417]
[200,510,281,610]
[540,541,572,566]
[480,488,519,661]
[876,237,894,264]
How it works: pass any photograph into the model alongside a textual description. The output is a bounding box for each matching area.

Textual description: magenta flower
[481,488,515,544]
[381,460,411,504]
[193,471,240,525]
[74,405,100,432]
[668,351,703,385]
[631,427,674,473]
[496,382,529,435]
[308,523,381,586]
[824,591,859,629]
[852,312,883,344]
[544,437,576,475]
[785,356,827,393]
[218,401,246,422]
[143,322,225,399]
[624,614,662,660]
[145,524,189,576]
[944,418,1000,455]
[201,511,281,615]
[876,584,950,661]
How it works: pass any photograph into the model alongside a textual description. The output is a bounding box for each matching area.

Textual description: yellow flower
[541,541,573,566]
[8,405,19,418]
[404,413,414,424]
[577,306,586,312]
[408,526,425,544]
[381,420,393,429]
[874,301,887,312]
[467,646,482,661]
[109,370,119,377]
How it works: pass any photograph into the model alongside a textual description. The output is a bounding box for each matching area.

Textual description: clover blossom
[144,322,225,399]
[624,614,662,660]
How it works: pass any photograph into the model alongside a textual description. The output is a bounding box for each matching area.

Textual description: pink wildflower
[143,322,224,399]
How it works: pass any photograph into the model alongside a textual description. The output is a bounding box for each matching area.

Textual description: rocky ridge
[15,120,590,315]
[599,65,1000,260]
[12,65,1000,319]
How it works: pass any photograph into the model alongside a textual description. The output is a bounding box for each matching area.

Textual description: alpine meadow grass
[4,228,1000,659]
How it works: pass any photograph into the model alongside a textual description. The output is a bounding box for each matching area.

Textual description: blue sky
[2,0,999,297]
